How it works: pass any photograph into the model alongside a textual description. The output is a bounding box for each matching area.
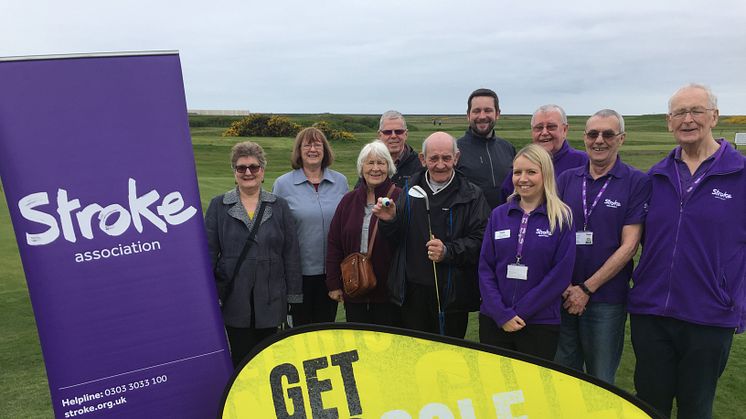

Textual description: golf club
[407,185,445,335]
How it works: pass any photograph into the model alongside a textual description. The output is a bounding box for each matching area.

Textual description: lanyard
[581,176,611,231]
[674,143,725,205]
[515,212,530,263]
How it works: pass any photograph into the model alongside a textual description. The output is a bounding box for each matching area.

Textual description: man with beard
[456,88,516,209]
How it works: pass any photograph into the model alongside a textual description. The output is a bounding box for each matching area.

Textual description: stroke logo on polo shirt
[535,228,552,238]
[604,198,621,208]
[711,189,733,201]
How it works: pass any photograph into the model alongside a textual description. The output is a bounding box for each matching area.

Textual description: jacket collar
[553,140,570,161]
[223,188,276,227]
[650,139,743,177]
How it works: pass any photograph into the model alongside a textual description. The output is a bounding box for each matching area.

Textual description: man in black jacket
[377,110,422,189]
[456,88,516,209]
[374,132,490,338]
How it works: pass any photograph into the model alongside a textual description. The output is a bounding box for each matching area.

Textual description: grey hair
[421,132,458,156]
[356,140,397,178]
[668,83,718,111]
[589,109,625,133]
[531,104,568,125]
[379,110,407,130]
[231,141,267,168]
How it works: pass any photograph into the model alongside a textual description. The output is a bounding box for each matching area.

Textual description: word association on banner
[17,177,197,259]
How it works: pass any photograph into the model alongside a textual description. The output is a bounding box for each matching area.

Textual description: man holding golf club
[374,132,490,338]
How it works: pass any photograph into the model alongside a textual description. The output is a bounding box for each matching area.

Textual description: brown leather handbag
[340,185,395,298]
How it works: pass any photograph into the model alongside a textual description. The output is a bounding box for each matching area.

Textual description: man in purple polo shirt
[554,109,651,384]
[501,104,587,199]
[628,84,745,419]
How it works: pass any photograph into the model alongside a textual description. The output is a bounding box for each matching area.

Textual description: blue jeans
[554,302,626,384]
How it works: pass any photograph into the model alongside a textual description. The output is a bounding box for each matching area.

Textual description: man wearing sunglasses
[628,84,745,419]
[553,109,650,385]
[377,110,422,189]
[500,104,588,199]
[456,88,516,209]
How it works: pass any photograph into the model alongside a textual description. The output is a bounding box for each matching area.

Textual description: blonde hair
[508,144,572,233]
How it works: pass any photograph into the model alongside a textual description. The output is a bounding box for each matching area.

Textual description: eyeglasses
[380,129,406,136]
[234,164,263,174]
[532,124,560,133]
[302,142,323,150]
[669,107,715,119]
[585,130,623,140]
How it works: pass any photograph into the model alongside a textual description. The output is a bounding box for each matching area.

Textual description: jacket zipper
[485,142,496,187]
[663,200,683,313]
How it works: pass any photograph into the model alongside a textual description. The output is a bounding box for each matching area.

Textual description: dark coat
[205,188,302,328]
[456,128,516,209]
[391,144,423,189]
[380,170,491,312]
[325,178,402,303]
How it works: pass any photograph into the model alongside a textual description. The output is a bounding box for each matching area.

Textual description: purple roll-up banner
[0,52,233,418]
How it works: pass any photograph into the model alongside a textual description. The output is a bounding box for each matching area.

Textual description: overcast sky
[2,1,745,115]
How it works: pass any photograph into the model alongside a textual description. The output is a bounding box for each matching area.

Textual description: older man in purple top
[553,109,651,384]
[628,84,745,419]
[501,104,587,199]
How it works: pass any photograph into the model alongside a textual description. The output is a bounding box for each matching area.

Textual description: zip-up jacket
[325,178,402,303]
[628,140,746,332]
[457,128,516,209]
[380,169,491,312]
[479,199,576,326]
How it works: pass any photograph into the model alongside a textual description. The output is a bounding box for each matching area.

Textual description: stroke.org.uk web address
[73,240,162,263]
[61,395,126,418]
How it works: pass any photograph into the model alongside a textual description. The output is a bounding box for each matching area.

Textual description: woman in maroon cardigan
[326,141,404,325]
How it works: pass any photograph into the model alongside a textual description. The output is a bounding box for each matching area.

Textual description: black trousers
[478,313,559,361]
[630,314,734,419]
[225,325,276,368]
[400,282,468,338]
[344,302,401,327]
[292,274,339,326]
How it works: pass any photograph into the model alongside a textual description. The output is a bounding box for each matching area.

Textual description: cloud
[2,0,745,114]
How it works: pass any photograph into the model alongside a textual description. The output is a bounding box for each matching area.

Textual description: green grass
[2,114,746,418]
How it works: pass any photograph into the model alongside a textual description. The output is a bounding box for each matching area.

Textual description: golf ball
[381,198,392,207]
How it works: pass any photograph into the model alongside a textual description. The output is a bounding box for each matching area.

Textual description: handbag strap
[367,183,396,257]
[229,200,267,284]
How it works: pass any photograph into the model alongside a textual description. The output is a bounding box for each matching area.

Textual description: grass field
[1,113,745,418]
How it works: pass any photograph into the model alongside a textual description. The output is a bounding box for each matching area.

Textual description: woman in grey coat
[205,141,302,367]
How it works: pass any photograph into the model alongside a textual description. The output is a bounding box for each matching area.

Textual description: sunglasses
[234,164,263,174]
[585,130,623,140]
[380,129,406,136]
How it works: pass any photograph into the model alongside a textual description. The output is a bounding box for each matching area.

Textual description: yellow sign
[221,325,659,418]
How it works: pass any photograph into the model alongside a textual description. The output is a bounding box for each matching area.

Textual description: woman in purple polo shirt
[478,144,576,360]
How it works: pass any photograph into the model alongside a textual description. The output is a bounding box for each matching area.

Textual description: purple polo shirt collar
[577,155,625,181]
[506,197,548,217]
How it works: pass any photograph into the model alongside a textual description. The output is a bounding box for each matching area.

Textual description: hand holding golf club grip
[373,197,396,221]
[426,237,445,262]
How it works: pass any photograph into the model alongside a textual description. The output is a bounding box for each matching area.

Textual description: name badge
[507,263,528,280]
[576,231,594,245]
[495,229,511,240]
